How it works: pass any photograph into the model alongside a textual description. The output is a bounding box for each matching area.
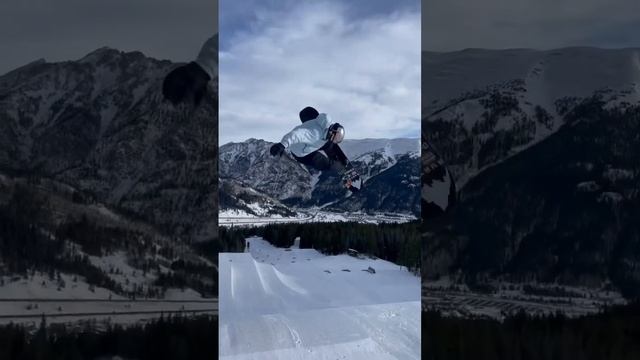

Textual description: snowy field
[0,274,216,326]
[0,299,217,327]
[219,237,421,359]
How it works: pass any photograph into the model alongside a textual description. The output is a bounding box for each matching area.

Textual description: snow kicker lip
[220,238,420,315]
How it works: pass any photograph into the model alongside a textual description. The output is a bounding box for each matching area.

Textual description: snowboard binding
[342,167,362,193]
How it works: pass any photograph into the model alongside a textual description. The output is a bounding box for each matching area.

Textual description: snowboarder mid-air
[160,39,362,191]
[269,106,362,192]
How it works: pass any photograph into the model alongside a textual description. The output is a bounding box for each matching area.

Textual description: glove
[270,143,285,157]
[162,62,211,106]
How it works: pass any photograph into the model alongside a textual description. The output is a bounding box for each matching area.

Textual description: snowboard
[341,165,362,193]
[328,142,362,193]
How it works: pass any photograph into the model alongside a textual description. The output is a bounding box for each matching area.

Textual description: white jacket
[195,35,217,79]
[280,113,335,157]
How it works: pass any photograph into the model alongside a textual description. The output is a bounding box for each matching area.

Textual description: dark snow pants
[293,142,349,172]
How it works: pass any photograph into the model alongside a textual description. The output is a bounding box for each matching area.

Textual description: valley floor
[0,274,216,328]
[219,238,420,359]
[423,280,626,320]
[219,210,416,227]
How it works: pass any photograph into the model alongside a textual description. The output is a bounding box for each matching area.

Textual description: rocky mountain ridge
[422,47,640,298]
[219,138,420,216]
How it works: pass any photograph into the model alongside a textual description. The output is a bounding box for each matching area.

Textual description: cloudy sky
[423,0,640,51]
[0,0,217,76]
[219,0,421,145]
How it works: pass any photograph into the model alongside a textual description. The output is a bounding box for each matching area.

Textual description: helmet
[331,126,345,144]
[299,106,319,123]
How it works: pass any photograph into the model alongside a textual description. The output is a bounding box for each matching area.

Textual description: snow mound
[219,238,420,359]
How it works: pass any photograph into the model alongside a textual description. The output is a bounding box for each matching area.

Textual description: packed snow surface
[219,238,420,359]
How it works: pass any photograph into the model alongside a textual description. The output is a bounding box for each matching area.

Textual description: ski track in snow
[219,238,420,359]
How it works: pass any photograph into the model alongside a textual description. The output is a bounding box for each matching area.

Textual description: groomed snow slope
[219,238,420,359]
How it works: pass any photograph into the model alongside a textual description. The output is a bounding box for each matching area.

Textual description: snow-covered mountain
[424,47,640,188]
[340,138,421,159]
[0,44,218,300]
[423,47,640,298]
[219,177,296,217]
[219,138,420,216]
[0,46,217,241]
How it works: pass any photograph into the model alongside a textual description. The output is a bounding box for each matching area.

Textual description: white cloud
[0,0,216,75]
[423,0,640,51]
[219,2,421,145]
